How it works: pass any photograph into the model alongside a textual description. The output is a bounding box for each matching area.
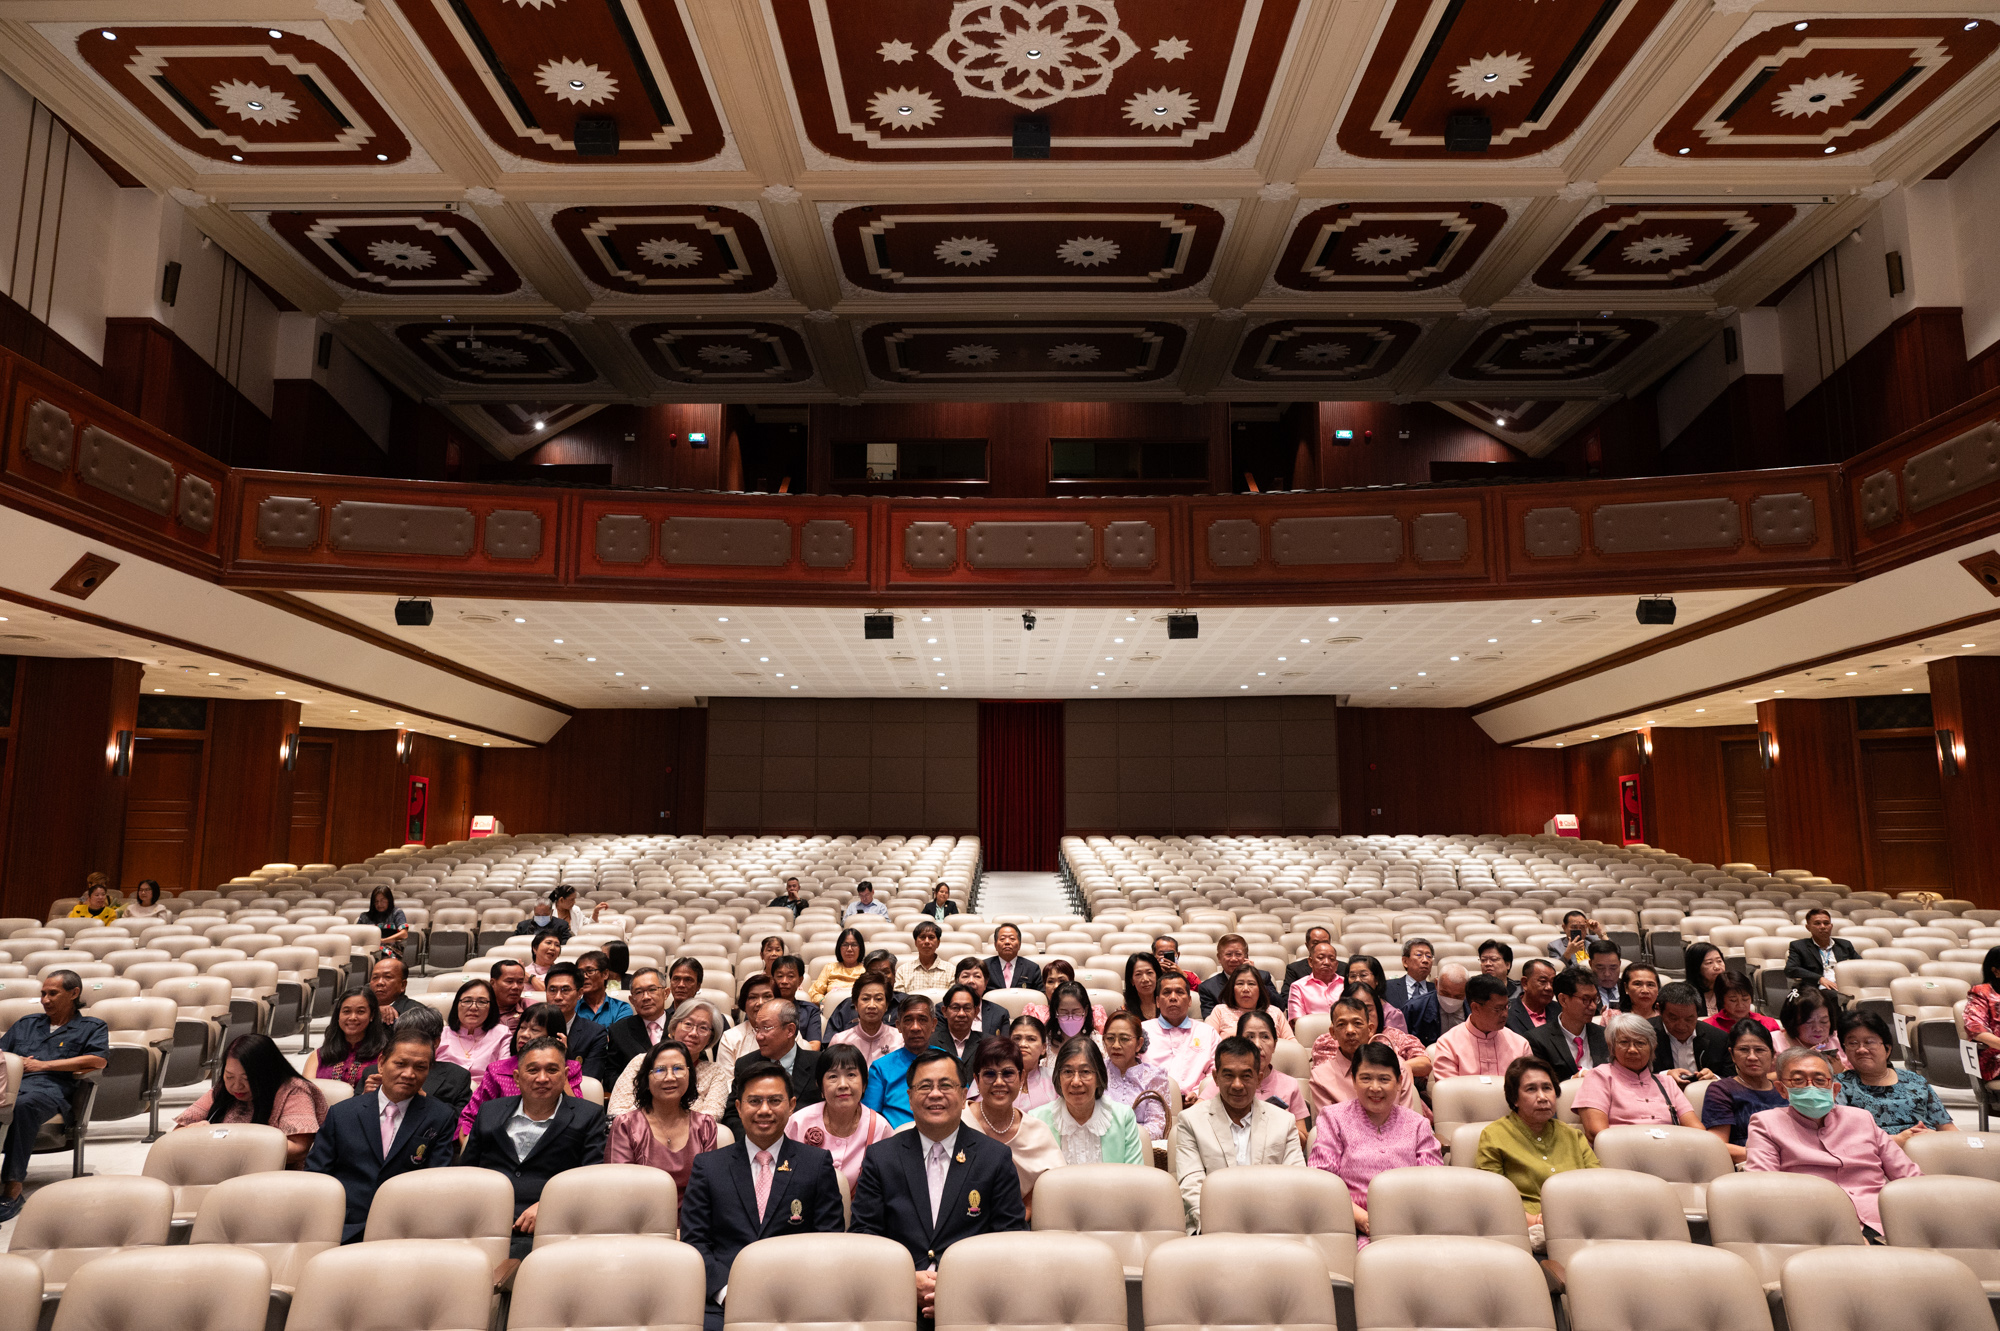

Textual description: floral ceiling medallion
[928,0,1139,108]
[210,80,298,125]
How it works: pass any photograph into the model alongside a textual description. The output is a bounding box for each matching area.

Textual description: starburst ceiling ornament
[1057,236,1120,267]
[1152,36,1191,62]
[868,87,942,130]
[934,236,998,267]
[1048,342,1101,364]
[536,58,618,106]
[697,344,754,365]
[1294,342,1352,364]
[928,0,1139,109]
[367,240,436,270]
[945,344,1000,366]
[1352,234,1419,266]
[506,0,559,7]
[210,80,298,126]
[637,237,703,269]
[1448,53,1532,101]
[1621,233,1693,265]
[1772,72,1863,119]
[879,39,917,62]
[1123,86,1197,131]
[470,345,530,368]
[1519,340,1579,363]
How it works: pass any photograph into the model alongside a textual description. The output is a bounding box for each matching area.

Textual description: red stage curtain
[978,701,1064,871]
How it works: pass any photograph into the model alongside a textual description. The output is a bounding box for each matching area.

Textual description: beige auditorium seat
[0,1254,35,1329]
[10,1175,174,1297]
[142,1121,290,1234]
[937,1232,1125,1331]
[1448,1122,1490,1167]
[1541,1169,1689,1269]
[510,1236,703,1331]
[1196,1164,1354,1326]
[361,1169,514,1270]
[1879,1176,2000,1316]
[49,1244,270,1331]
[532,1163,679,1246]
[189,1172,344,1314]
[1144,1232,1339,1331]
[987,988,1043,1018]
[1902,1130,2000,1182]
[1354,1236,1555,1331]
[1587,1125,1731,1221]
[1706,1171,1863,1320]
[1429,1077,1509,1157]
[1364,1166,1532,1253]
[286,1239,495,1331]
[1032,1163,1187,1279]
[1564,1242,1769,1331]
[1780,1247,1992,1331]
[722,1233,915,1331]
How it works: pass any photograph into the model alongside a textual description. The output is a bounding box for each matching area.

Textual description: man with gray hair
[0,971,110,1219]
[721,998,821,1135]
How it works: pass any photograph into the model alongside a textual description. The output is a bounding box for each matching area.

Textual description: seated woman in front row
[1573,1013,1703,1143]
[175,1032,328,1165]
[1028,1035,1145,1164]
[1835,1011,1955,1148]
[1476,1056,1599,1279]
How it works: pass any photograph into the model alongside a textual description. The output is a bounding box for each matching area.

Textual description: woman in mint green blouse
[1028,1035,1146,1165]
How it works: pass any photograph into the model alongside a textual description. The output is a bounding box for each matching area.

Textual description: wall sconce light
[1757,731,1777,769]
[280,733,300,771]
[1639,730,1654,763]
[396,731,413,765]
[1938,728,1960,777]
[111,730,134,777]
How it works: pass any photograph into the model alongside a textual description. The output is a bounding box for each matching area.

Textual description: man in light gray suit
[1171,1035,1304,1232]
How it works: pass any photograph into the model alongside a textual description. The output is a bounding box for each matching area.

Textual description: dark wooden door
[288,740,333,867]
[122,737,204,890]
[1859,737,1949,893]
[1720,739,1769,869]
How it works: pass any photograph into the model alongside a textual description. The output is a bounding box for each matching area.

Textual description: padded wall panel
[1592,498,1741,554]
[1861,471,1900,529]
[1412,512,1469,563]
[256,496,321,550]
[1102,521,1157,570]
[966,521,1093,569]
[662,516,791,566]
[1206,519,1260,568]
[1749,493,1814,547]
[1523,506,1583,558]
[330,501,477,556]
[22,400,73,472]
[485,510,543,560]
[177,475,216,534]
[1904,420,2000,513]
[801,520,855,569]
[79,426,175,515]
[596,514,652,563]
[1271,515,1402,565]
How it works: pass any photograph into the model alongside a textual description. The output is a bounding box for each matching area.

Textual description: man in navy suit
[457,1037,608,1257]
[981,923,1041,994]
[304,1031,459,1242]
[680,1057,847,1331]
[852,1048,1025,1323]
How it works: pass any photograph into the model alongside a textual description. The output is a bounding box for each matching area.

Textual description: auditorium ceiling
[8,0,2000,456]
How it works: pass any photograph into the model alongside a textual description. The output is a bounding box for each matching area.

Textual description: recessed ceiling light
[231,155,243,161]
[1902,687,1914,692]
[939,685,948,690]
[928,637,938,643]
[615,671,624,676]
[586,657,596,662]
[1278,656,1287,662]
[153,688,164,693]
[247,100,265,110]
[1488,638,1498,643]
[640,686,650,690]
[1257,672,1266,677]
[1964,643,1977,648]
[1449,656,1460,661]
[1240,685,1249,690]
[268,29,283,37]
[1125,616,1135,622]
[1328,617,1339,623]
[1823,146,1836,154]
[1091,685,1099,690]
[1417,671,1427,676]
[553,638,563,644]
[1967,20,1981,29]
[375,153,389,161]
[790,685,799,690]
[1113,638,1124,643]
[1695,708,1705,713]
[1846,671,1858,676]
[275,690,285,695]
[484,742,491,746]
[1774,689,1784,694]
[208,671,219,676]
[776,673,784,678]
[350,709,359,713]
[448,734,457,739]
[1530,618,1542,624]
[1389,685,1398,691]
[718,617,728,622]
[1794,20,1808,29]
[937,672,945,677]
[100,30,115,39]
[1300,638,1309,643]
[1591,734,1600,738]
[1556,742,1565,748]
[739,638,749,643]
[760,657,769,662]
[924,616,933,622]
[514,617,525,623]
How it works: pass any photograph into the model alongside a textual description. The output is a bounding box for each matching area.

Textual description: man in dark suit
[1785,909,1860,995]
[305,1031,459,1242]
[458,1036,608,1256]
[607,967,672,1073]
[1382,938,1436,1018]
[1654,983,1736,1084]
[682,1056,847,1331]
[982,923,1041,994]
[1195,934,1280,1017]
[1507,959,1558,1038]
[722,999,822,1136]
[393,1007,472,1119]
[950,958,1011,1040]
[853,1048,1026,1323]
[1526,966,1608,1084]
[541,963,611,1085]
[1280,927,1334,1009]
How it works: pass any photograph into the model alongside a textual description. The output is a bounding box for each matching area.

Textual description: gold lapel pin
[955,1150,966,1163]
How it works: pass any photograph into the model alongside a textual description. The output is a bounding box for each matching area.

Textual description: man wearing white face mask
[1403,963,1468,1044]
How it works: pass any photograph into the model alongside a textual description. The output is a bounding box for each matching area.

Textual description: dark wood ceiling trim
[1471,587,1837,715]
[0,587,556,749]
[1498,604,2000,746]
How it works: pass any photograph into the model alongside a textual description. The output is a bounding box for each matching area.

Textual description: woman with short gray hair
[1573,1012,1703,1143]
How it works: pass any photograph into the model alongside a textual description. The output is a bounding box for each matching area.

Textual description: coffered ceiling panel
[1531,203,1796,291]
[829,202,1227,294]
[551,205,780,296]
[1449,319,1656,383]
[72,25,410,167]
[1272,200,1507,292]
[861,321,1187,384]
[266,209,524,296]
[480,402,605,439]
[384,0,728,165]
[397,322,600,386]
[762,0,1305,163]
[1229,319,1422,383]
[1655,17,2000,159]
[629,322,817,385]
[1329,0,1677,161]
[1451,400,1563,432]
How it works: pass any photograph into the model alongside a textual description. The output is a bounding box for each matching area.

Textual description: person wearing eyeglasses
[1744,1046,1919,1237]
[1527,966,1608,1084]
[1151,935,1200,990]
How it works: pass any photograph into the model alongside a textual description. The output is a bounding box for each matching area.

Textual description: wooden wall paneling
[0,657,20,898]
[408,733,474,846]
[1335,707,1564,837]
[0,656,141,917]
[1644,725,1755,867]
[1927,654,2000,907]
[101,318,271,468]
[515,404,725,488]
[1842,378,2000,574]
[311,727,399,866]
[568,493,873,591]
[1785,308,1971,466]
[1658,376,1792,475]
[287,738,334,866]
[1755,698,1869,888]
[268,380,396,479]
[0,286,103,398]
[196,699,300,888]
[1855,736,1950,894]
[1561,732,1647,847]
[1719,737,1770,870]
[1314,402,1525,487]
[122,736,206,890]
[1188,492,1492,595]
[473,709,699,836]
[884,499,1179,591]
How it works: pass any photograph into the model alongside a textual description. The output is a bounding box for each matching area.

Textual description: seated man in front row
[853,1048,1025,1323]
[0,971,109,1221]
[681,1057,846,1331]
[459,1035,607,1256]
[305,1029,459,1242]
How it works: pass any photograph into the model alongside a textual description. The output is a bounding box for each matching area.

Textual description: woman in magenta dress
[604,1039,717,1193]
[783,1043,892,1188]
[1308,1044,1442,1244]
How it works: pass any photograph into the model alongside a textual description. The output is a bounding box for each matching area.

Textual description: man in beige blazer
[1172,1036,1306,1232]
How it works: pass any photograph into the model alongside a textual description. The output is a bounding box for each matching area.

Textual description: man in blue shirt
[0,971,109,1219]
[843,881,889,921]
[573,950,633,1027]
[862,995,938,1128]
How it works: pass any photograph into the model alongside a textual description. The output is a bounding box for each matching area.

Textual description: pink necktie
[754,1149,773,1221]
[1573,1035,1585,1066]
[380,1101,400,1155]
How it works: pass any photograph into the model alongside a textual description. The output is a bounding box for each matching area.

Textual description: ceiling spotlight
[718,617,729,622]
[1968,20,1981,29]
[268,28,283,37]
[614,671,624,676]
[1678,148,1690,155]
[230,155,244,161]
[569,79,585,89]
[640,685,649,690]
[100,30,115,39]
[739,638,749,643]
[152,688,164,693]
[1328,617,1339,623]
[533,420,545,429]
[1531,618,1542,623]
[553,638,563,644]
[1823,146,1837,154]
[585,656,596,662]
[376,154,389,161]
[247,100,265,110]
[1495,418,1507,426]
[513,616,525,623]
[1022,610,1037,631]
[1794,20,1808,29]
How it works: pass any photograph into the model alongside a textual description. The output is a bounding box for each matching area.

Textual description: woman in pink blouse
[1308,1044,1441,1242]
[1101,1012,1169,1139]
[175,1033,328,1166]
[829,973,900,1064]
[1965,947,2000,1083]
[1573,1014,1701,1143]
[1207,967,1295,1042]
[784,1043,892,1188]
[459,1002,583,1138]
[1206,1010,1308,1124]
[604,1038,716,1193]
[436,979,510,1082]
[1009,1016,1058,1111]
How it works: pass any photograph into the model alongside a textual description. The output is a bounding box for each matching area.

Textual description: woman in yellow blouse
[1475,1054,1599,1282]
[804,927,868,1003]
[67,879,120,925]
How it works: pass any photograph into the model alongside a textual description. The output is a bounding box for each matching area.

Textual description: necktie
[754,1149,773,1221]
[927,1141,948,1225]
[380,1100,400,1156]
[1573,1034,1585,1067]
